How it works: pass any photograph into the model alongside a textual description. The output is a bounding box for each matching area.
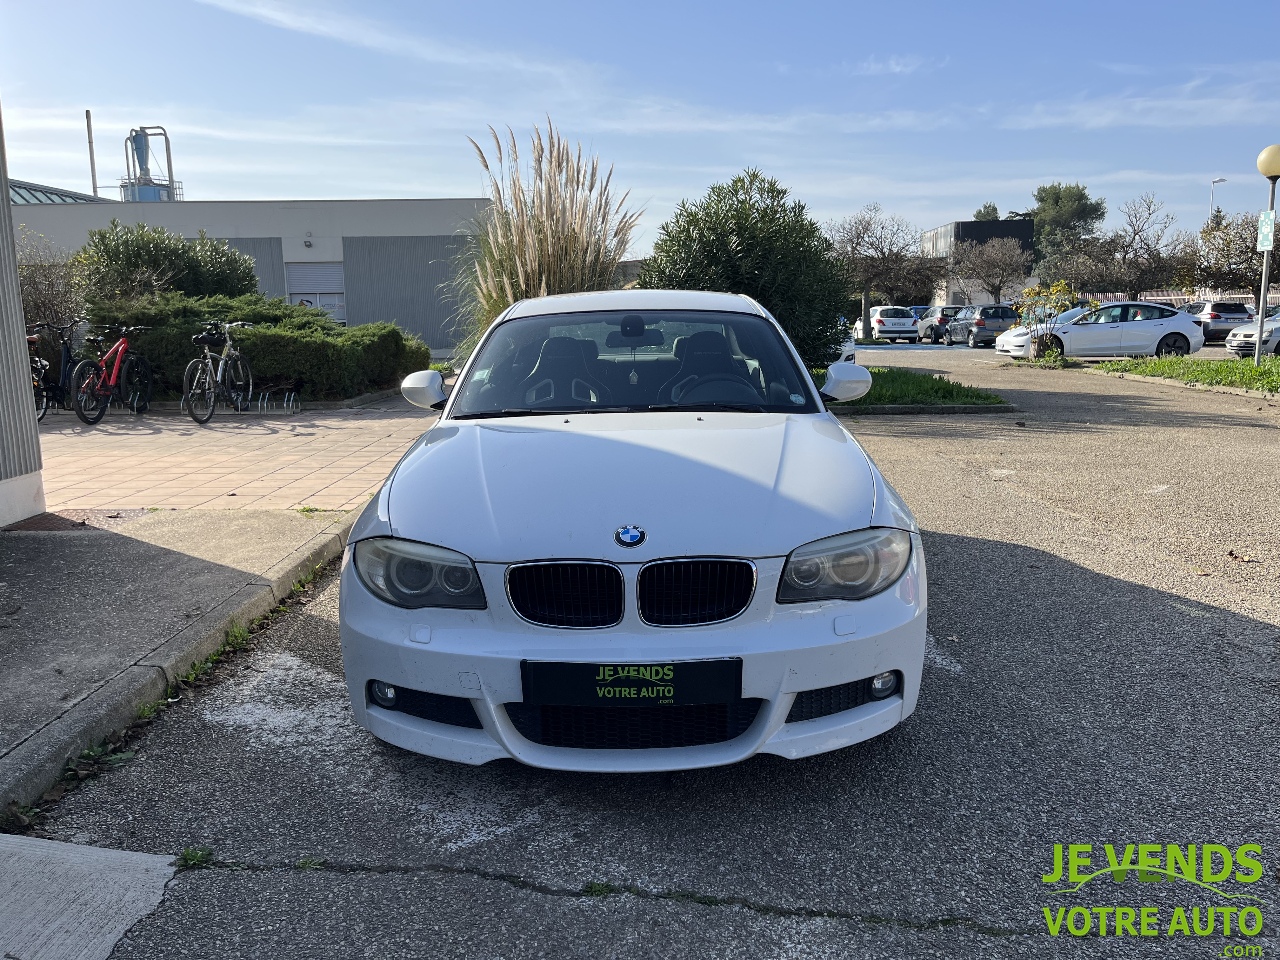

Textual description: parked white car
[994,307,1088,358]
[867,305,919,342]
[1224,315,1280,358]
[339,289,927,772]
[1000,302,1204,358]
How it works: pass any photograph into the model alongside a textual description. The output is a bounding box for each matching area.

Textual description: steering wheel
[671,373,761,405]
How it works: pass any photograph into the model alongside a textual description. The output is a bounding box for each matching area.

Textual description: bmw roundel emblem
[614,525,646,548]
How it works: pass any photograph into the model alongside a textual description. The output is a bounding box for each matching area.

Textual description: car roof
[504,289,766,319]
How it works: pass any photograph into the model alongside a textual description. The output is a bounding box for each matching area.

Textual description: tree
[1012,280,1093,358]
[1086,194,1196,299]
[79,219,257,301]
[639,169,848,364]
[949,237,1032,303]
[828,204,946,322]
[14,225,87,327]
[1197,209,1264,296]
[1013,182,1107,264]
[973,202,999,221]
[458,119,641,347]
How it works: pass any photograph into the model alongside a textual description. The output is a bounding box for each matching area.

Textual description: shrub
[86,293,428,400]
[80,219,257,300]
[637,169,849,365]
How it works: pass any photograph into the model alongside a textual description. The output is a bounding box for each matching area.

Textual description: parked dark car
[918,305,964,344]
[947,304,1020,347]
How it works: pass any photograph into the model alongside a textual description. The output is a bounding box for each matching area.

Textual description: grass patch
[813,366,1004,406]
[1097,355,1280,392]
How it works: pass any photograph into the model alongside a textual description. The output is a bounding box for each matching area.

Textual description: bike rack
[255,391,301,415]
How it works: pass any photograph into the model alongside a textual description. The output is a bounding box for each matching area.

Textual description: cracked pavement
[32,350,1280,958]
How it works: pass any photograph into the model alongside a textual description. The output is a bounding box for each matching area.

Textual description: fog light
[869,672,899,699]
[370,681,399,709]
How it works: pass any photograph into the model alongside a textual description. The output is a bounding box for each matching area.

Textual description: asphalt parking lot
[31,354,1280,958]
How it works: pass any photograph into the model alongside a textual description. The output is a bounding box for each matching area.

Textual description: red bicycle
[71,326,154,425]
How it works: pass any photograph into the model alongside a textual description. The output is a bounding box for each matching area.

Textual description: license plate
[521,659,742,706]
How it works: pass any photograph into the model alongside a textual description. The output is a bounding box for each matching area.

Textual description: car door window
[1079,307,1123,324]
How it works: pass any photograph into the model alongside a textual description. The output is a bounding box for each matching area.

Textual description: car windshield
[879,308,914,319]
[450,309,820,418]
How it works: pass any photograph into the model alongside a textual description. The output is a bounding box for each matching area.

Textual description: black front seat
[517,336,611,406]
[657,331,754,404]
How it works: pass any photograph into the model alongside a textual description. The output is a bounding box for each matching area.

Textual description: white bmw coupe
[339,289,927,772]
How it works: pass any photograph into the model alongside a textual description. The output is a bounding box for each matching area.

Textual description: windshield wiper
[452,406,632,420]
[642,402,768,413]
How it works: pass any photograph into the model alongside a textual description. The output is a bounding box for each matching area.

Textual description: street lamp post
[1211,177,1226,218]
[1254,146,1280,366]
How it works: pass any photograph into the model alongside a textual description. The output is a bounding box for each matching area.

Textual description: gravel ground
[33,354,1280,958]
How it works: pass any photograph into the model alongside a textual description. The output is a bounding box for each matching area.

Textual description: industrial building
[6,118,488,352]
[921,217,1035,305]
[11,190,487,353]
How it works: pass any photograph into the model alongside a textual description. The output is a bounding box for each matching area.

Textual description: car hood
[383,413,877,562]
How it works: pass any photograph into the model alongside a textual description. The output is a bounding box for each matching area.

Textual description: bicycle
[71,326,153,425]
[183,322,254,424]
[27,320,80,419]
[27,331,50,422]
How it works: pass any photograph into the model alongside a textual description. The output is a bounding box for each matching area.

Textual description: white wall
[12,197,487,263]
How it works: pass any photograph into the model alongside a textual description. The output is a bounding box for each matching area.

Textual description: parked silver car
[946,304,1020,347]
[918,305,964,344]
[1180,300,1255,342]
[1224,309,1280,358]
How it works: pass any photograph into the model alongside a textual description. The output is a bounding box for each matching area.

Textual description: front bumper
[338,538,927,772]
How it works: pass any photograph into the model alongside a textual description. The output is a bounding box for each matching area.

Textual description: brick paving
[37,401,434,511]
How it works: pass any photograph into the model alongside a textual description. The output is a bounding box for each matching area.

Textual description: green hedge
[87,293,431,399]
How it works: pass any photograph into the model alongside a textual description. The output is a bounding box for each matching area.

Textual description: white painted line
[925,633,963,674]
[0,834,173,960]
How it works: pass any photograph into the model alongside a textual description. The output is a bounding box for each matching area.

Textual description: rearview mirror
[820,362,873,403]
[402,369,448,410]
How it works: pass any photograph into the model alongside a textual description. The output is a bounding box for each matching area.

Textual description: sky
[2,0,1278,254]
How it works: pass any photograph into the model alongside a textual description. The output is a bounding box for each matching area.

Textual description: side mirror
[402,369,448,410]
[820,362,873,403]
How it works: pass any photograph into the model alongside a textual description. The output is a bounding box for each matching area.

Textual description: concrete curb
[0,514,356,812]
[834,403,1019,415]
[1079,367,1280,400]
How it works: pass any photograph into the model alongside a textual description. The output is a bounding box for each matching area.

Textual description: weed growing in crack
[175,846,214,870]
[295,857,327,870]
[579,882,619,897]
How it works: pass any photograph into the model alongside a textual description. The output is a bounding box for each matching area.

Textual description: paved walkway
[37,400,434,511]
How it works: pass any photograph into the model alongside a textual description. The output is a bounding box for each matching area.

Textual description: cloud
[1002,81,1280,130]
[855,55,924,76]
[194,0,571,80]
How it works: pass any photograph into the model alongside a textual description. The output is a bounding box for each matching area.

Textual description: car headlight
[777,528,912,603]
[352,537,486,609]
